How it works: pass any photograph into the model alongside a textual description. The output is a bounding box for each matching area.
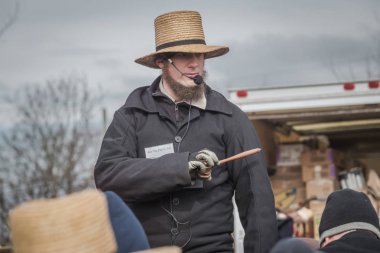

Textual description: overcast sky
[0,0,379,126]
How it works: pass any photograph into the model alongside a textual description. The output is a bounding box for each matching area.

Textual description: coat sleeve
[94,109,193,202]
[226,110,278,253]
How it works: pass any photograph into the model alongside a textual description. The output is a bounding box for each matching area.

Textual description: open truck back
[229,80,380,251]
[228,80,380,172]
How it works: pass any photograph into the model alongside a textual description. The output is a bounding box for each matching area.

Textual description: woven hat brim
[135,44,229,68]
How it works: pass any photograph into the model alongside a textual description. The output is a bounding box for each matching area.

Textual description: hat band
[319,222,380,245]
[156,39,206,51]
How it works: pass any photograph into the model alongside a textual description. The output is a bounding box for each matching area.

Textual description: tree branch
[0,0,19,39]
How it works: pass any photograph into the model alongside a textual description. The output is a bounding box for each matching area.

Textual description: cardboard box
[306,178,335,200]
[301,148,334,165]
[309,200,326,239]
[271,178,304,190]
[276,144,305,166]
[273,166,302,180]
[302,163,336,182]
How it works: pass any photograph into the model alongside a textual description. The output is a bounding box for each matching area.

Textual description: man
[318,189,380,253]
[94,10,278,253]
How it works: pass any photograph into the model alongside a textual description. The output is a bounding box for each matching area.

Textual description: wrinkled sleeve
[227,110,278,253]
[94,109,192,202]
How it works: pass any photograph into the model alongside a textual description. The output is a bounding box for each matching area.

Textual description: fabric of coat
[320,230,380,253]
[94,76,278,253]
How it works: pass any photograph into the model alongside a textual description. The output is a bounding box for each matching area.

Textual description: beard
[162,64,206,101]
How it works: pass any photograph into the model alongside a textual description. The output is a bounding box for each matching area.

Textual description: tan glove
[188,149,219,181]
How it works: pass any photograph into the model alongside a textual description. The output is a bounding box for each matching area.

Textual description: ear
[321,236,332,247]
[155,59,165,69]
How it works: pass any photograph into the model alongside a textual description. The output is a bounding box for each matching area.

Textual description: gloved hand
[188,149,219,181]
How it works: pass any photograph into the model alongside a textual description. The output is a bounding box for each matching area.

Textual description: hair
[154,53,176,63]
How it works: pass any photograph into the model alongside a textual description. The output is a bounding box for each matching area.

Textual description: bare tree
[0,75,103,245]
[0,0,19,39]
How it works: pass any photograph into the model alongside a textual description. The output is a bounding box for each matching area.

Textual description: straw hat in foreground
[9,190,117,253]
[135,10,229,68]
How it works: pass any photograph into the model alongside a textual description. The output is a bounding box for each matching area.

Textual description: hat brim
[135,44,229,68]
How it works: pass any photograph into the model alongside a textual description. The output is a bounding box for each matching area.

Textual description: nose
[188,54,203,67]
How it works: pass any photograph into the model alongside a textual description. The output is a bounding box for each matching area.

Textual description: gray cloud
[0,0,379,112]
[208,30,378,89]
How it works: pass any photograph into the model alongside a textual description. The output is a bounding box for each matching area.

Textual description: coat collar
[125,75,233,116]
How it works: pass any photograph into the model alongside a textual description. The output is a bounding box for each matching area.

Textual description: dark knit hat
[319,189,380,245]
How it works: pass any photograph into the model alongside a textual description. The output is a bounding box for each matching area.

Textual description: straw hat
[9,190,117,253]
[135,10,229,68]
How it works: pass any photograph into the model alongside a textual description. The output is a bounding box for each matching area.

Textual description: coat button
[171,228,179,235]
[172,198,179,206]
[174,136,182,143]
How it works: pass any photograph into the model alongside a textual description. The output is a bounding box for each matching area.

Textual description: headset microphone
[167,59,203,85]
[192,75,203,85]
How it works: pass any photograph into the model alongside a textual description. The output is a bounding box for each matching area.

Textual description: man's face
[158,53,206,101]
[166,53,205,87]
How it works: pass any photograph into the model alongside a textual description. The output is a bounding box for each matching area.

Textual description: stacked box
[301,148,334,165]
[272,144,309,211]
[301,148,336,182]
[276,144,305,167]
[302,163,336,182]
[305,175,335,200]
[274,166,303,179]
[271,166,306,212]
[301,148,337,200]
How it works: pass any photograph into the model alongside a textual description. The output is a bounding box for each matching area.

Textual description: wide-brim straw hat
[9,190,117,253]
[135,10,229,68]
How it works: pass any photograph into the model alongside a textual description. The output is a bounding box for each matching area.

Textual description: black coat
[321,230,380,253]
[94,76,278,253]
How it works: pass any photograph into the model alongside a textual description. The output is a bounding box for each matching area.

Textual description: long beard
[163,65,206,101]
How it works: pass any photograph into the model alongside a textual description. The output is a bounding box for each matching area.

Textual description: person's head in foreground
[319,189,380,248]
[270,189,380,253]
[9,190,117,253]
[9,189,181,253]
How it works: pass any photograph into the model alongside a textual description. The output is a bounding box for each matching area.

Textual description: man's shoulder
[122,86,153,109]
[206,89,246,116]
[123,76,161,108]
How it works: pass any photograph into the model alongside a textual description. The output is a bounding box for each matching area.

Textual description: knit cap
[319,189,380,245]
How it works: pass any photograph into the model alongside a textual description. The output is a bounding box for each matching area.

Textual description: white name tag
[145,143,174,159]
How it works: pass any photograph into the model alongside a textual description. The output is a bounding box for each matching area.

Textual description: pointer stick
[218,148,261,165]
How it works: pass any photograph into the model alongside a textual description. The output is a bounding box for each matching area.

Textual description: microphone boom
[168,58,203,85]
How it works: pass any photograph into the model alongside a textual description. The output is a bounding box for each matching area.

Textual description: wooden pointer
[218,148,261,165]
